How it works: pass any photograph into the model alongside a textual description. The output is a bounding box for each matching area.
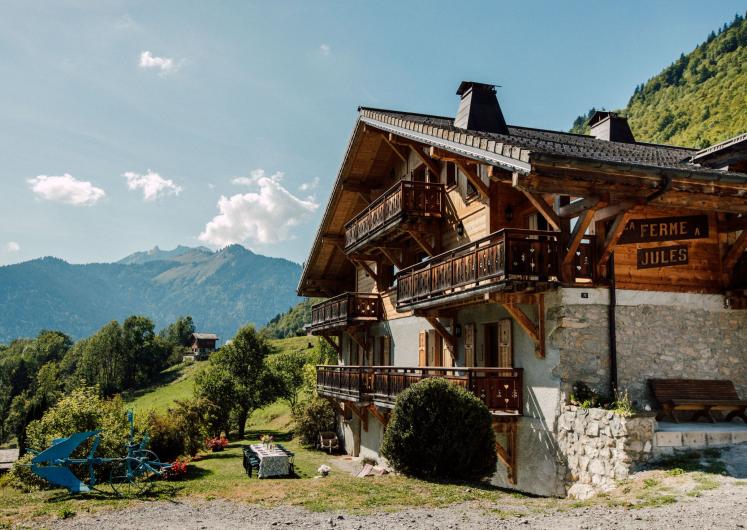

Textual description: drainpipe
[608,252,618,396]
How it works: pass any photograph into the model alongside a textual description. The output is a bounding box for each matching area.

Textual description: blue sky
[1,0,745,266]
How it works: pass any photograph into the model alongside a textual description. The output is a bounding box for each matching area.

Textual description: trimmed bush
[381,378,497,480]
[292,395,335,447]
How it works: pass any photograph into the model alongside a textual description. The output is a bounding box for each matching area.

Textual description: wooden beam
[493,418,518,485]
[358,192,372,205]
[321,233,345,246]
[388,133,441,177]
[346,330,367,353]
[455,160,489,197]
[502,302,544,358]
[558,197,602,219]
[594,202,637,222]
[354,259,379,283]
[562,200,605,280]
[346,402,368,432]
[320,335,341,355]
[423,316,455,351]
[367,404,389,428]
[380,133,408,163]
[720,216,747,233]
[520,190,561,230]
[597,211,631,272]
[378,247,404,269]
[406,230,437,257]
[724,230,747,273]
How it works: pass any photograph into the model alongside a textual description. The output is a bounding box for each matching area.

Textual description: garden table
[249,444,291,478]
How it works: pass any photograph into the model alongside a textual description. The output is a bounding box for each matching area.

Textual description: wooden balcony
[316,365,523,413]
[396,228,596,309]
[344,180,444,252]
[309,293,382,334]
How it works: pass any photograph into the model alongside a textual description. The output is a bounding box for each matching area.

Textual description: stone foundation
[557,406,655,497]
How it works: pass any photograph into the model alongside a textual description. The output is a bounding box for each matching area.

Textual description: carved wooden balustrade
[396,228,596,308]
[344,181,444,251]
[316,365,523,413]
[309,293,382,334]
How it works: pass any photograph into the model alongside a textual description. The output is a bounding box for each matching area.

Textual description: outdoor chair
[242,446,260,478]
[318,431,339,454]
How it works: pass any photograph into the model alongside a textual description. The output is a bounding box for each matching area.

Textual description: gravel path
[38,445,747,530]
[42,479,746,530]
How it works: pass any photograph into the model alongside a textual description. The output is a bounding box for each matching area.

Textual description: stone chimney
[454,81,509,134]
[587,111,636,143]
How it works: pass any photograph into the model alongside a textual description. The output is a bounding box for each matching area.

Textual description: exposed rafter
[379,132,408,163]
[378,247,404,269]
[455,159,489,197]
[598,211,632,274]
[723,230,747,283]
[501,295,545,358]
[558,197,603,219]
[562,200,605,279]
[520,189,561,230]
[406,229,438,257]
[388,133,442,177]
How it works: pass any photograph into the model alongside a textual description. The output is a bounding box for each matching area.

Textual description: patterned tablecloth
[250,444,290,478]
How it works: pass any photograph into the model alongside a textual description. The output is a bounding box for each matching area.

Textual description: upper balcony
[396,228,596,309]
[309,292,383,335]
[344,180,444,253]
[316,365,523,414]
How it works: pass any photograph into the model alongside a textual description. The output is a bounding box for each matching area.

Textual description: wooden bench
[648,379,747,423]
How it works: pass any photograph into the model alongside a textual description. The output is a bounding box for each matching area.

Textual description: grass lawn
[124,362,202,414]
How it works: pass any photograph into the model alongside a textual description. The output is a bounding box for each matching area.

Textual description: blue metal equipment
[28,411,170,495]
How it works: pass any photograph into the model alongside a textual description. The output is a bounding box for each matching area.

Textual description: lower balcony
[316,365,523,414]
[309,293,382,335]
[396,228,596,309]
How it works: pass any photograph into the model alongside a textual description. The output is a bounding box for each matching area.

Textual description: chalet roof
[358,107,747,183]
[297,105,747,297]
[191,333,218,340]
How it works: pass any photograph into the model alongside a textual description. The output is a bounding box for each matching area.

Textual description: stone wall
[549,288,747,408]
[557,405,655,497]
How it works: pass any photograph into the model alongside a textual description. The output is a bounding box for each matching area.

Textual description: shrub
[144,411,185,462]
[381,378,497,480]
[292,395,335,446]
[8,387,130,489]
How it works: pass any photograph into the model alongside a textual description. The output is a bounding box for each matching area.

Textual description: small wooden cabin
[298,81,747,496]
[189,332,219,360]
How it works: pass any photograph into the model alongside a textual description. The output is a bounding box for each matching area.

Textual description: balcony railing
[309,293,382,334]
[344,180,444,251]
[396,228,596,308]
[316,365,523,413]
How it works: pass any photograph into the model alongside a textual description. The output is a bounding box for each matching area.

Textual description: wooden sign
[637,245,689,269]
[619,215,708,244]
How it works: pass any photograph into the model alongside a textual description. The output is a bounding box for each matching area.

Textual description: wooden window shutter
[383,336,391,366]
[498,318,513,367]
[427,330,436,366]
[418,330,427,367]
[464,323,475,367]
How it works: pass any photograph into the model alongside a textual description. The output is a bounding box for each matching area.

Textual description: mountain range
[0,245,302,343]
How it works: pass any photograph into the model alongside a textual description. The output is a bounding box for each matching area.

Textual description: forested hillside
[571,12,747,147]
[0,245,301,343]
[261,298,317,339]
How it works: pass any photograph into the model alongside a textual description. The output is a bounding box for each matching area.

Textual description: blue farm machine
[28,411,171,496]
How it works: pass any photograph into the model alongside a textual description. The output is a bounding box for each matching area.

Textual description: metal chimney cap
[456,81,501,96]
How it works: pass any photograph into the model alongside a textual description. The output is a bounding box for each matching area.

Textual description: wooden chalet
[297,81,747,495]
[188,332,219,360]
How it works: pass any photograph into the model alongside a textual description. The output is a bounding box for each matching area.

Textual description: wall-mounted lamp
[454,324,462,338]
[504,205,514,223]
[456,222,465,237]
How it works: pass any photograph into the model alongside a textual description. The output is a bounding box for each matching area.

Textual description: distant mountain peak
[118,245,214,265]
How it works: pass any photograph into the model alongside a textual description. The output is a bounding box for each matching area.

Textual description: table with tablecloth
[249,444,291,478]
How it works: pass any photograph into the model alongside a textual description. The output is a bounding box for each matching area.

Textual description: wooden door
[483,323,498,367]
[498,318,513,367]
[464,323,475,367]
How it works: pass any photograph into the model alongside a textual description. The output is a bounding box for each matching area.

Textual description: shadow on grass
[244,430,293,442]
[42,480,183,504]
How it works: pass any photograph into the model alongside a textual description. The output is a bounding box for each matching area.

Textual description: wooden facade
[300,82,747,481]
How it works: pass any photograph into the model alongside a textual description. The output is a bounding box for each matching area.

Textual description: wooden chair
[242,447,260,477]
[318,431,339,454]
[648,378,747,423]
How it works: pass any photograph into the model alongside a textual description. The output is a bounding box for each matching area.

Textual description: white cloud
[138,51,178,74]
[199,169,319,247]
[124,170,182,201]
[5,242,20,253]
[299,177,319,192]
[320,43,331,56]
[27,174,106,206]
